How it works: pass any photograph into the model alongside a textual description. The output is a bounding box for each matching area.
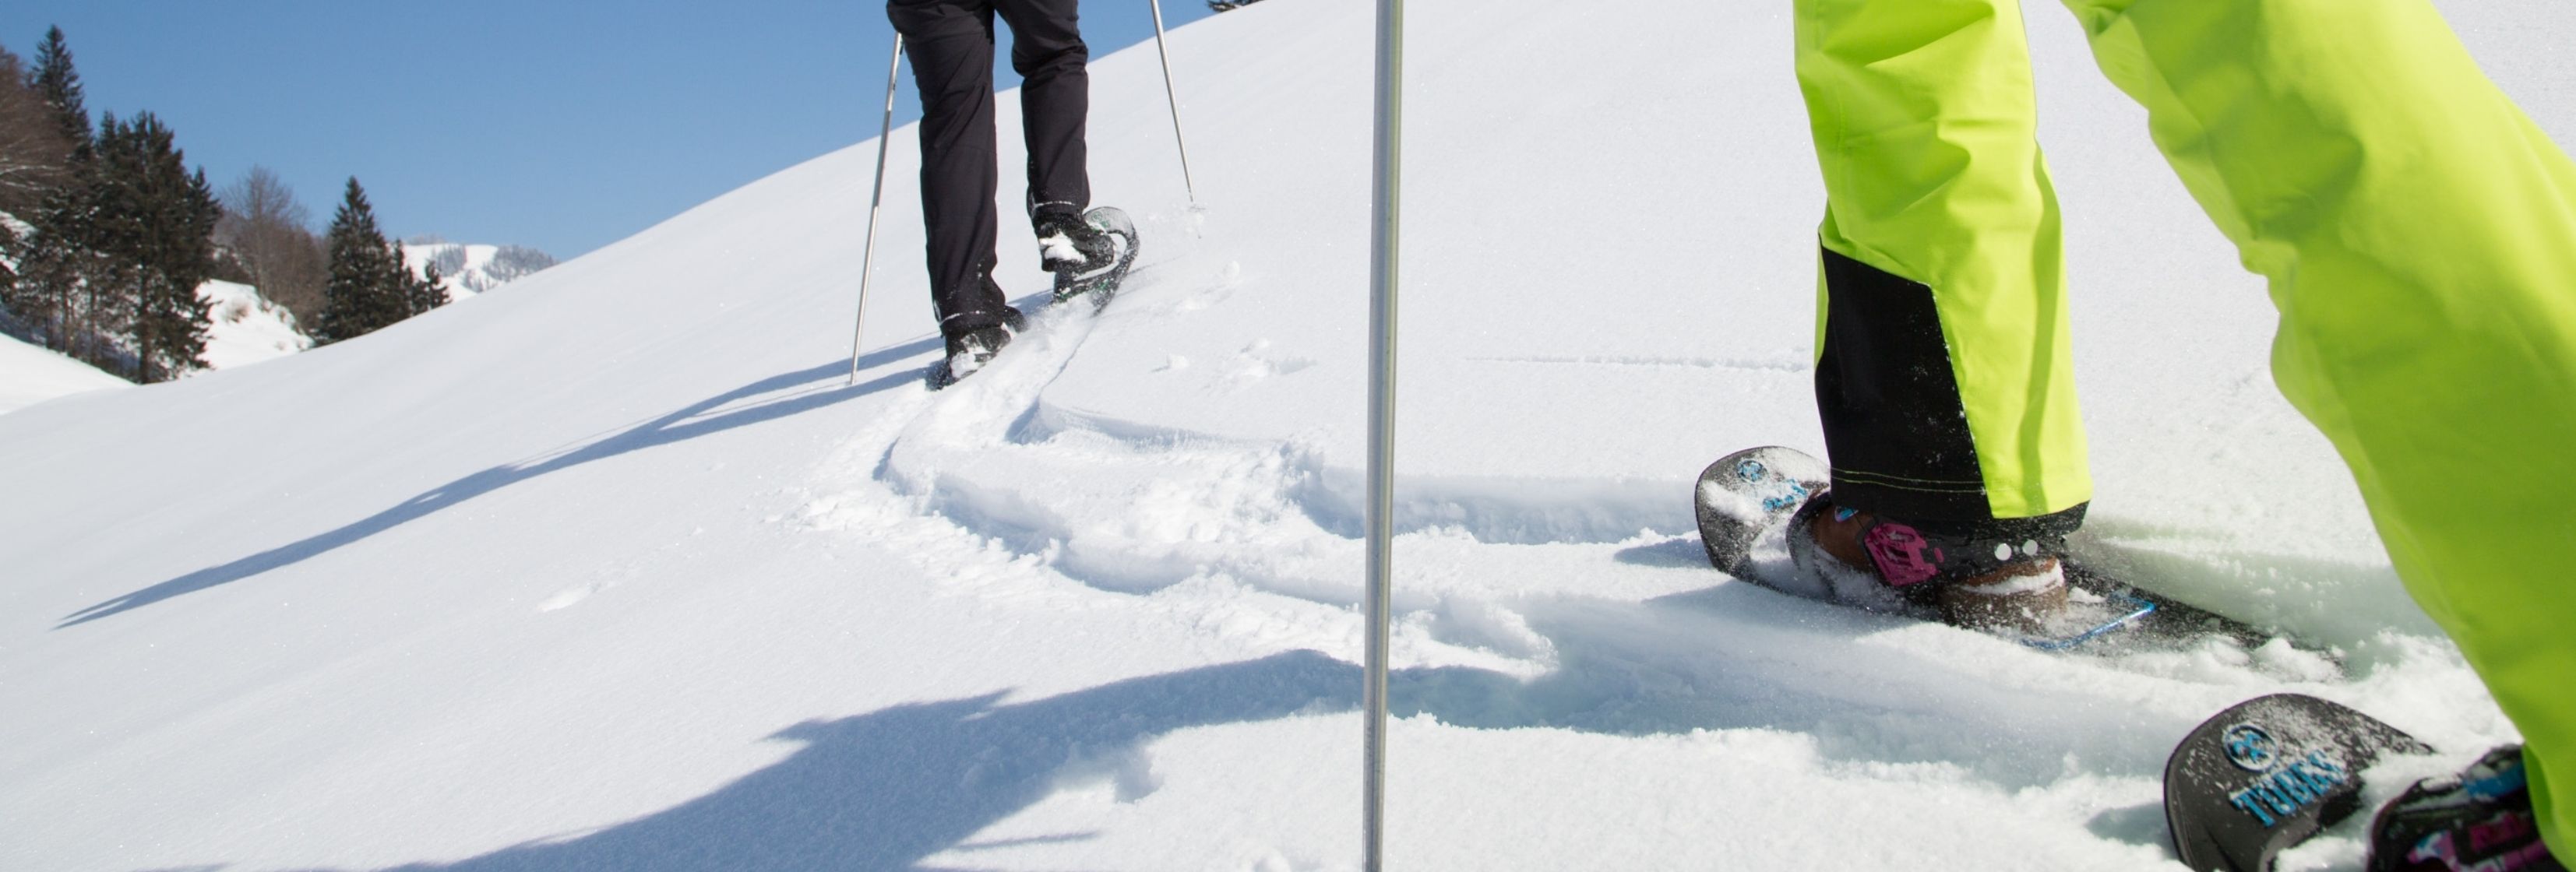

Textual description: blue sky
[1,1,1226,258]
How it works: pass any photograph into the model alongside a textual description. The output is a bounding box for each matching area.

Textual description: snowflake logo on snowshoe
[2225,724,2278,772]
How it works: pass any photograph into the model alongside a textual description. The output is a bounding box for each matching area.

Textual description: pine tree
[9,213,107,354]
[90,113,217,382]
[318,178,405,343]
[405,253,447,316]
[11,25,107,364]
[31,27,91,162]
[0,217,19,309]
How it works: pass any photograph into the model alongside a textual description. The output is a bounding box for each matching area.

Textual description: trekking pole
[849,33,905,386]
[1146,0,1201,207]
[1362,0,1402,869]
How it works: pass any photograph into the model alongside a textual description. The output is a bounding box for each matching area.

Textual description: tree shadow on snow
[177,641,2196,871]
[186,650,1721,872]
[59,341,940,629]
[347,650,1401,872]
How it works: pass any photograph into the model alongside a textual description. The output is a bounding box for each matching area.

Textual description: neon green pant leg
[1796,0,2092,523]
[2060,0,2576,853]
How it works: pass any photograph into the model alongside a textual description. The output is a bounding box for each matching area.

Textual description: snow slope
[0,331,127,414]
[196,279,315,371]
[2,1,2567,870]
[2,281,306,410]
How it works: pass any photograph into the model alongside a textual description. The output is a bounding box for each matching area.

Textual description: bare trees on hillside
[0,44,72,219]
[217,166,326,325]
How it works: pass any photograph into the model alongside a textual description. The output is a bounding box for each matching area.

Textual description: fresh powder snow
[2,0,2567,870]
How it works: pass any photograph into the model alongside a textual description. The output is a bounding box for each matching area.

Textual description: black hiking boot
[1034,209,1117,279]
[932,307,1025,389]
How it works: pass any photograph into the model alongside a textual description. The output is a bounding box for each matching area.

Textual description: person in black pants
[890,0,1113,383]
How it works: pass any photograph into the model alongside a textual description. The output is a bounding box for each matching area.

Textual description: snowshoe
[2165,693,2435,872]
[1692,445,1828,578]
[1038,206,1139,308]
[1693,445,2279,652]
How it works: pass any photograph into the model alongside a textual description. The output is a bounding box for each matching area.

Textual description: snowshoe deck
[1693,445,1827,578]
[2165,694,2432,872]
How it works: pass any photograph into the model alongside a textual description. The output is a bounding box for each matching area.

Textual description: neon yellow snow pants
[1795,0,2576,854]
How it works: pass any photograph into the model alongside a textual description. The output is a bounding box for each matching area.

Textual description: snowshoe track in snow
[797,259,2433,754]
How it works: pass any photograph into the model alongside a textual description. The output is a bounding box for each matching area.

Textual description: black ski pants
[888,0,1091,340]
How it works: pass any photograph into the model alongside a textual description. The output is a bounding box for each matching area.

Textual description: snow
[0,0,2565,870]
[195,279,314,371]
[0,281,308,410]
[404,241,555,303]
[0,209,135,414]
[0,330,127,414]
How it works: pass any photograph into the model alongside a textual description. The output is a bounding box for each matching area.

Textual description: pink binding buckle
[1865,522,1944,587]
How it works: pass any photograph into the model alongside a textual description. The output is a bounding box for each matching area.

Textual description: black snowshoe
[1037,206,1139,308]
[1694,445,2286,652]
[2163,695,2562,872]
[2165,694,2434,872]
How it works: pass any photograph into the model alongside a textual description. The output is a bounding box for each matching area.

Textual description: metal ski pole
[1147,0,1201,206]
[1363,0,1402,870]
[849,33,905,386]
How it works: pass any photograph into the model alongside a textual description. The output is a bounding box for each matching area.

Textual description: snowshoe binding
[2368,744,2565,872]
[1695,445,2157,649]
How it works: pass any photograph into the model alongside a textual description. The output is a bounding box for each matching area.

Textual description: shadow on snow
[179,621,2201,870]
[342,651,1352,872]
[61,341,939,629]
[286,650,1539,872]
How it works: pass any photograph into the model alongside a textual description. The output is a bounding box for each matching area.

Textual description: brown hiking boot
[1806,501,1875,570]
[1798,501,2070,635]
[1936,557,2070,635]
